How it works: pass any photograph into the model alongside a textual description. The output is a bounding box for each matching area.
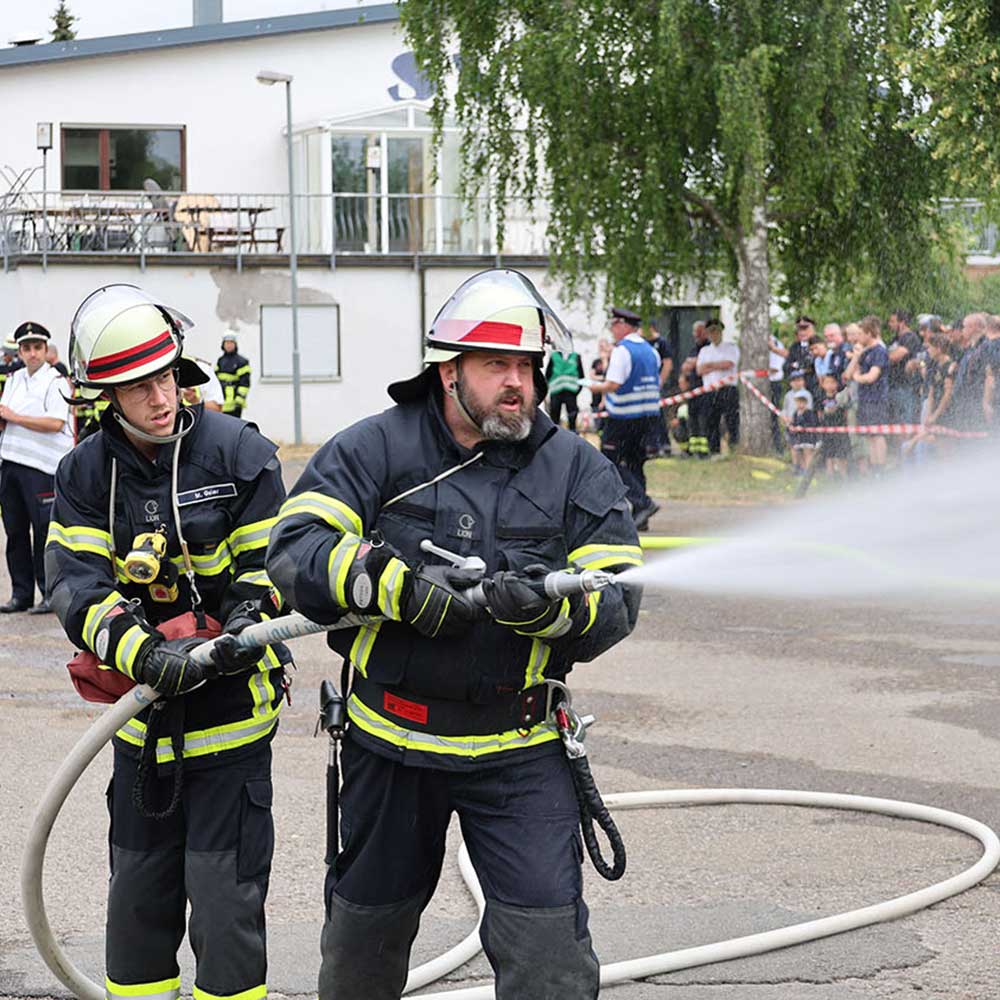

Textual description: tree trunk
[736,202,774,457]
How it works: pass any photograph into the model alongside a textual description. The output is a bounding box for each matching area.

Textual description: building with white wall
[0,5,730,443]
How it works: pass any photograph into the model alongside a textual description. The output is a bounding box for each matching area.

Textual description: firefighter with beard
[266,269,643,1000]
[45,284,291,1000]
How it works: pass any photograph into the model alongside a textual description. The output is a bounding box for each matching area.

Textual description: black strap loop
[131,700,186,820]
[567,754,626,881]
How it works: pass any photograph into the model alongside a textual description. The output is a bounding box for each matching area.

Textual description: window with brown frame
[61,126,186,191]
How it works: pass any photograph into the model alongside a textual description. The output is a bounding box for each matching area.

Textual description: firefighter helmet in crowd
[389,268,573,403]
[221,333,239,349]
[69,285,207,401]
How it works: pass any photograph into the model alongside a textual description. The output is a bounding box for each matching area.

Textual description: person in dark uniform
[681,320,711,458]
[266,269,642,1000]
[588,306,663,529]
[46,285,292,1000]
[216,333,251,418]
[544,346,585,431]
[0,322,73,613]
[642,321,674,456]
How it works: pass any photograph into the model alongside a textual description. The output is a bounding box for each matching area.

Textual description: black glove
[210,600,267,675]
[343,541,403,615]
[135,636,206,696]
[481,564,565,634]
[401,563,481,638]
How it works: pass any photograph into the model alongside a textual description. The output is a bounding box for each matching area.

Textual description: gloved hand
[343,540,403,615]
[210,600,267,675]
[401,563,481,638]
[135,636,206,696]
[481,564,565,633]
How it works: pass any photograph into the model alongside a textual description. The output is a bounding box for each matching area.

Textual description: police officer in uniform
[0,322,73,613]
[46,285,291,1000]
[587,306,662,530]
[216,333,251,418]
[266,269,643,1000]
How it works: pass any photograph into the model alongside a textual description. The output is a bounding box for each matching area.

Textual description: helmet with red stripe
[69,285,207,401]
[388,268,573,403]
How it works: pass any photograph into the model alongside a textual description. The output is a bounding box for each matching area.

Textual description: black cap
[705,318,724,332]
[610,307,641,327]
[14,321,51,345]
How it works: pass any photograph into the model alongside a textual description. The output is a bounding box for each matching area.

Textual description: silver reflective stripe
[328,535,360,603]
[117,714,278,761]
[571,546,642,569]
[230,520,274,555]
[248,669,275,717]
[116,625,149,676]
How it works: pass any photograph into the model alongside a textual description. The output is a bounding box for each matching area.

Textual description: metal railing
[0,189,553,270]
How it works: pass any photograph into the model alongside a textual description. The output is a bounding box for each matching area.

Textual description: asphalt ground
[2,467,999,999]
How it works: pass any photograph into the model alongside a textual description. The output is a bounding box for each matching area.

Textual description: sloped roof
[0,5,400,69]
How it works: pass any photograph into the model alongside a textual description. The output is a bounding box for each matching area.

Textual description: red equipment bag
[66,612,222,704]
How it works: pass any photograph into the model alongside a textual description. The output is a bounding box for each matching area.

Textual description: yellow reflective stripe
[327,534,362,606]
[82,591,124,651]
[106,975,180,1000]
[194,984,264,1000]
[349,622,382,677]
[580,589,601,635]
[116,624,153,679]
[568,543,643,571]
[277,491,363,536]
[47,521,114,560]
[178,540,232,576]
[513,598,572,638]
[235,569,271,588]
[229,518,275,558]
[247,664,277,717]
[523,639,551,688]
[347,694,561,758]
[116,706,281,761]
[377,557,408,621]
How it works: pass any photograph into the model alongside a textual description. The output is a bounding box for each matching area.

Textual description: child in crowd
[816,372,849,478]
[787,389,818,475]
[782,368,812,422]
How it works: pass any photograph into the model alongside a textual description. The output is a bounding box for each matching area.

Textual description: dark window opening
[61,127,185,191]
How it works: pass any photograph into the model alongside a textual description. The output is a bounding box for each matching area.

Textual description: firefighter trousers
[105,741,274,1000]
[319,737,599,999]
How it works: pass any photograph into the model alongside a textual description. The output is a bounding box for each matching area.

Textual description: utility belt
[351,673,551,736]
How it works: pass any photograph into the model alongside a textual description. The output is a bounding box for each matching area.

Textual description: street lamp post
[256,70,302,445]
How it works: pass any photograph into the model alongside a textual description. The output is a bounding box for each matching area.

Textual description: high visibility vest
[606,339,661,418]
[548,351,581,395]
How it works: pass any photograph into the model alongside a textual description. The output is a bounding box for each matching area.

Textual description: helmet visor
[428,269,573,357]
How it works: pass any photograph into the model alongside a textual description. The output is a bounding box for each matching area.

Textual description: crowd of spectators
[775,309,1000,479]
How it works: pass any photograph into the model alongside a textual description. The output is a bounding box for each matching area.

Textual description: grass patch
[645,453,797,503]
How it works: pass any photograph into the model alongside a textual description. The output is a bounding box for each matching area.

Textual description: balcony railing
[0,189,553,269]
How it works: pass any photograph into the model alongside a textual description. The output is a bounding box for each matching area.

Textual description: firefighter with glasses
[266,268,643,1000]
[45,284,291,1000]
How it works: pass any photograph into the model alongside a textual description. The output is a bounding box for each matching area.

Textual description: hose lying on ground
[22,614,1000,1000]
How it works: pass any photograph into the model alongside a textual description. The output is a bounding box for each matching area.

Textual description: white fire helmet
[69,285,207,400]
[389,269,573,403]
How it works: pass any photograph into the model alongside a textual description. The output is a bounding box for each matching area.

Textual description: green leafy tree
[901,1,1000,207]
[51,1,77,42]
[401,0,949,453]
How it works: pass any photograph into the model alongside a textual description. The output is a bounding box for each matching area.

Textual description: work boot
[480,899,600,1000]
[319,889,425,1000]
[0,599,32,613]
[28,600,52,615]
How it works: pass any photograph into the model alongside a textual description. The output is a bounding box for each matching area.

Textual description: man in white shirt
[696,318,741,455]
[0,322,73,613]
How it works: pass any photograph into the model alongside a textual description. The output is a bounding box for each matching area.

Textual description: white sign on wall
[260,303,341,381]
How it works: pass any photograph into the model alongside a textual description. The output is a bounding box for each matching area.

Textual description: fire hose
[21,559,1000,999]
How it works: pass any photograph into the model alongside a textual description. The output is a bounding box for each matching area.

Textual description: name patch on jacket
[176,483,238,507]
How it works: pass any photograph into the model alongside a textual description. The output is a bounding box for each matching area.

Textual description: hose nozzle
[542,568,616,599]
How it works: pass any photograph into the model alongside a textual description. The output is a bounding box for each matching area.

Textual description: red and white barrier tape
[591,369,769,419]
[738,374,988,439]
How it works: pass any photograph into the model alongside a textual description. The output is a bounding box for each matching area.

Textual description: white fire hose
[22,611,1000,1000]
